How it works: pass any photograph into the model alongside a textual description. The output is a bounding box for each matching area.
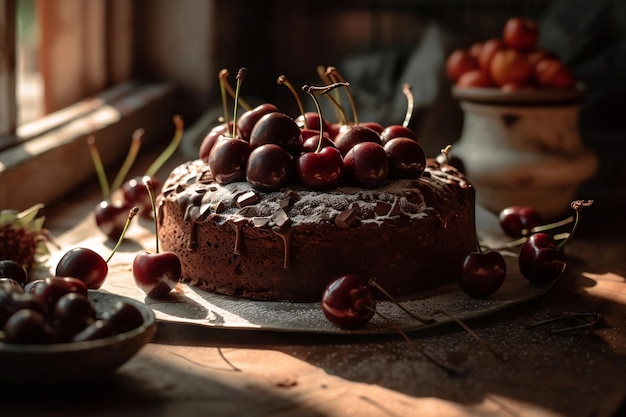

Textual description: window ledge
[0,81,181,211]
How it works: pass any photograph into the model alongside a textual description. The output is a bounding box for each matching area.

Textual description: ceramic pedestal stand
[450,87,597,220]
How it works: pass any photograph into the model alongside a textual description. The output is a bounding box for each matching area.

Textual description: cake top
[159,158,472,230]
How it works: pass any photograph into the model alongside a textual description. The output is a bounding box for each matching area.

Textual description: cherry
[55,247,109,290]
[208,68,253,185]
[518,200,593,284]
[384,137,426,179]
[101,300,144,334]
[199,122,232,161]
[207,138,252,184]
[246,144,295,192]
[0,290,46,328]
[236,103,279,141]
[0,259,28,286]
[32,276,88,310]
[360,121,385,134]
[249,112,303,157]
[94,200,132,241]
[57,207,138,289]
[51,292,97,337]
[3,309,55,344]
[459,251,507,298]
[72,319,116,342]
[132,179,181,298]
[343,141,389,188]
[296,112,329,133]
[301,133,335,152]
[296,83,345,190]
[498,206,544,238]
[381,83,419,145]
[518,232,565,284]
[333,124,382,156]
[321,273,375,330]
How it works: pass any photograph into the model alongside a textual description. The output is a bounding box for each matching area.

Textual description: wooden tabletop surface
[2,170,625,417]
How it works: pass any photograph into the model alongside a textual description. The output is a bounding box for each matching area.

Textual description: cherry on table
[94,200,132,241]
[120,175,162,218]
[55,247,109,290]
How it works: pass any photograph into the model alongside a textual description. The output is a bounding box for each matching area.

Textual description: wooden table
[2,175,625,417]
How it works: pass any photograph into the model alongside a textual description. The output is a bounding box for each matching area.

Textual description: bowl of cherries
[0,260,156,384]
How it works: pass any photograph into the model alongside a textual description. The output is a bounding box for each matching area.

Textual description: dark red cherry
[519,233,566,284]
[295,111,330,132]
[33,276,89,309]
[459,251,507,298]
[380,125,419,145]
[0,259,28,286]
[297,146,344,190]
[343,142,388,188]
[121,175,162,218]
[132,251,181,298]
[0,291,46,328]
[72,319,117,342]
[333,124,382,156]
[384,137,426,179]
[499,206,544,238]
[246,144,295,192]
[52,292,97,337]
[55,247,108,290]
[207,137,252,184]
[436,154,466,174]
[301,133,335,153]
[3,309,54,344]
[236,103,279,141]
[101,300,144,334]
[94,200,132,241]
[360,121,385,134]
[199,122,232,161]
[321,274,375,330]
[249,112,303,156]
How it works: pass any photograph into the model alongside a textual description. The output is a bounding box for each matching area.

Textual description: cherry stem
[367,279,434,324]
[217,347,242,372]
[144,178,159,253]
[111,129,143,193]
[278,75,307,130]
[322,91,349,124]
[221,70,252,112]
[440,145,452,165]
[402,83,415,128]
[144,115,184,178]
[326,67,358,125]
[431,309,507,362]
[231,68,247,140]
[218,69,231,130]
[360,304,462,377]
[317,65,344,122]
[302,86,325,153]
[556,200,593,250]
[105,206,139,263]
[523,215,574,236]
[87,135,111,201]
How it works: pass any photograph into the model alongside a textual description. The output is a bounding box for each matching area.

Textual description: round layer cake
[156,158,476,302]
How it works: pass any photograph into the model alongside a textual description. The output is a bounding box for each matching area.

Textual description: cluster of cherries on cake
[198,69,426,193]
[446,17,576,90]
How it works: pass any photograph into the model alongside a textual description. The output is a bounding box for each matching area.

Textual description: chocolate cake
[156,158,476,302]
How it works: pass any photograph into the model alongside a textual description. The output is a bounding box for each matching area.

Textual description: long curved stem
[106,206,139,263]
[326,67,359,125]
[145,115,184,178]
[87,136,110,201]
[111,129,143,192]
[278,75,306,129]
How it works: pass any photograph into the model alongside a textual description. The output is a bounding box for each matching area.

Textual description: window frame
[0,0,184,211]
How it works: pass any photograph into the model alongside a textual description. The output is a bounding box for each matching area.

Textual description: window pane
[16,0,43,125]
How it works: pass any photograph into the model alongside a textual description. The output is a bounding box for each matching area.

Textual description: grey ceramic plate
[0,291,156,384]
